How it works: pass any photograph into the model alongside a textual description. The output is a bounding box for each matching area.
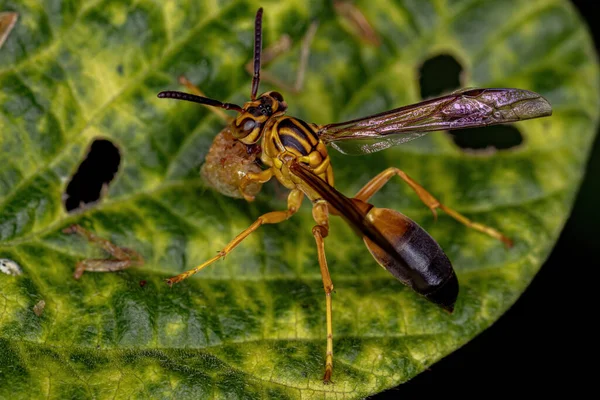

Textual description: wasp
[156,7,552,383]
[68,7,552,383]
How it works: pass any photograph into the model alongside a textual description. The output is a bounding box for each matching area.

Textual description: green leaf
[1,0,598,398]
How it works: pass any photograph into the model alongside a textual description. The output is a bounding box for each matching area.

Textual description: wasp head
[231,91,288,144]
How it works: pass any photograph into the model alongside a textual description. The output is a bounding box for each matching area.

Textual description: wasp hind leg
[166,189,304,285]
[63,225,144,280]
[354,167,513,247]
[311,200,335,383]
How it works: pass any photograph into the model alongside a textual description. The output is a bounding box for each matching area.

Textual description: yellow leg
[240,169,274,201]
[166,189,304,285]
[178,76,231,122]
[354,167,513,247]
[312,200,335,383]
[63,225,144,280]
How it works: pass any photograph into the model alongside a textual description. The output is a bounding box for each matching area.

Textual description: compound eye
[243,119,256,132]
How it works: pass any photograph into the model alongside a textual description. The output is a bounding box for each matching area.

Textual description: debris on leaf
[333,1,380,46]
[63,224,144,279]
[0,258,23,276]
[0,12,18,49]
[33,300,46,317]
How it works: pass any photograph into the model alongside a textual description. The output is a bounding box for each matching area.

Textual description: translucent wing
[317,88,552,155]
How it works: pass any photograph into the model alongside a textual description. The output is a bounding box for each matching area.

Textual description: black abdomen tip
[424,270,458,313]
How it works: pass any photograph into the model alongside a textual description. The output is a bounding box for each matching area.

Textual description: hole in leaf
[64,139,120,212]
[419,54,463,99]
[448,125,524,151]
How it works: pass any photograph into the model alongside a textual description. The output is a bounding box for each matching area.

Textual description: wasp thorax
[232,91,288,144]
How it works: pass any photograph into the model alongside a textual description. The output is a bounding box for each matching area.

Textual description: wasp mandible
[155,8,552,383]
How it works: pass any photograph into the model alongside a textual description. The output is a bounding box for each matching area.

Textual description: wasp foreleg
[166,189,304,285]
[354,167,513,247]
[239,169,274,201]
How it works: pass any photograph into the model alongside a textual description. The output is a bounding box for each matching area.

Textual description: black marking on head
[271,91,284,102]
[247,107,263,118]
[258,96,273,116]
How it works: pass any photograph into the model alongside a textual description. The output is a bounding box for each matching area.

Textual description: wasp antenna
[157,91,243,113]
[251,7,264,100]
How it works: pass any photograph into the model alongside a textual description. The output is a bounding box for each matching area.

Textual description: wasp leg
[177,76,232,122]
[312,200,335,383]
[63,224,144,280]
[239,169,274,202]
[354,168,513,247]
[166,189,304,285]
[244,21,318,93]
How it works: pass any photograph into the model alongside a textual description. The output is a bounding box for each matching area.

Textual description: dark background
[64,1,598,395]
[376,0,599,395]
